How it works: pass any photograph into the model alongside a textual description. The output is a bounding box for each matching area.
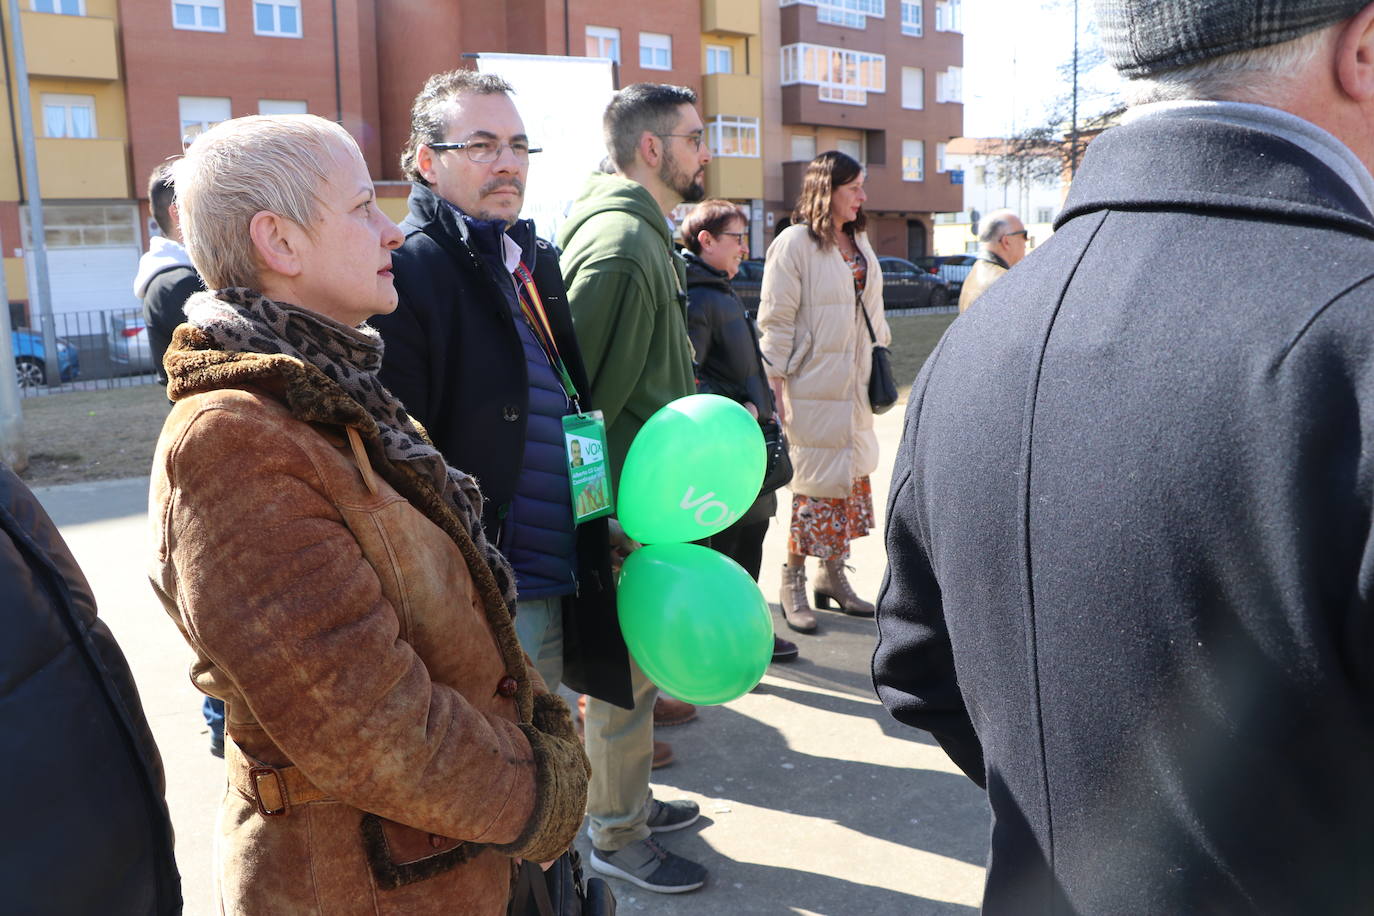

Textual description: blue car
[13,327,79,389]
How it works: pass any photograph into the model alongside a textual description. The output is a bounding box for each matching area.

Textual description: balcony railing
[22,12,119,80]
[34,138,130,199]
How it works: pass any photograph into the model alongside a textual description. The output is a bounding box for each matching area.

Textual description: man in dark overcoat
[1,464,181,913]
[873,1,1374,912]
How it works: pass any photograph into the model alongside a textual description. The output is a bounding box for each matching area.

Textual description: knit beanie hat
[1096,0,1370,77]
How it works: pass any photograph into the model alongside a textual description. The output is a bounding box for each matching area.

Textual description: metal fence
[12,305,159,398]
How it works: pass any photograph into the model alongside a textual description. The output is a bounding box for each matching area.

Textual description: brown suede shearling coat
[148,328,589,915]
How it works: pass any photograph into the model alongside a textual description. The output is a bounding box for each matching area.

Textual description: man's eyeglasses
[716,231,748,244]
[1003,229,1029,240]
[428,139,542,163]
[658,132,704,152]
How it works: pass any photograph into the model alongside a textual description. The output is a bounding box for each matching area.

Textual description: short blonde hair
[173,114,358,290]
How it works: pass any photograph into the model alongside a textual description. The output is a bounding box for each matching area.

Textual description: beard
[661,156,706,203]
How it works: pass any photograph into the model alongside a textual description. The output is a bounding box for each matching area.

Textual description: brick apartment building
[764,0,963,258]
[0,0,958,325]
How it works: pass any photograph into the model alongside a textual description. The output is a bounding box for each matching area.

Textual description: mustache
[480,177,525,196]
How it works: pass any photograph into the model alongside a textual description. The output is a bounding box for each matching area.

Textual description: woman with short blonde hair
[150,114,588,914]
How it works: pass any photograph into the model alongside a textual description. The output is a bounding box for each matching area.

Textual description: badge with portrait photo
[563,410,614,524]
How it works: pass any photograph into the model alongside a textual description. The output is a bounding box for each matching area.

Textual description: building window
[838,137,863,164]
[1036,206,1054,223]
[936,66,963,103]
[179,96,231,146]
[933,211,959,224]
[936,141,947,173]
[781,43,886,105]
[254,0,301,37]
[901,0,922,35]
[173,0,223,30]
[640,32,672,70]
[901,67,924,110]
[41,94,95,138]
[935,0,963,32]
[259,99,308,115]
[586,26,621,64]
[902,140,924,182]
[781,0,884,30]
[973,164,987,185]
[707,116,759,158]
[791,133,817,162]
[24,204,137,248]
[706,44,733,75]
[32,0,83,14]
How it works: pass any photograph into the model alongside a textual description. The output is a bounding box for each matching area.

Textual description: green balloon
[618,394,767,544]
[617,543,774,705]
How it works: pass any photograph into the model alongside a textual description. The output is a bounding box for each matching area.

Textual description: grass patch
[18,384,169,487]
[888,312,957,399]
[9,312,958,489]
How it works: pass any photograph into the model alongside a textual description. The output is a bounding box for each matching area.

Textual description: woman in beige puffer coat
[758,151,892,634]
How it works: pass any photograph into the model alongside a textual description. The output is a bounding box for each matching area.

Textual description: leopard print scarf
[183,288,516,605]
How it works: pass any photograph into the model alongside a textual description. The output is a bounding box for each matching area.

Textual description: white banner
[476,53,616,245]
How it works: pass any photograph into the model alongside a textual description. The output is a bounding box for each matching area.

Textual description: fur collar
[164,326,533,723]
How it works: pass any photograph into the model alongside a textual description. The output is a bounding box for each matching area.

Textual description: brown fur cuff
[494,695,591,863]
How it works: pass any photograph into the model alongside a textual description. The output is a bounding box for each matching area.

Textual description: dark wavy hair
[792,150,865,248]
[679,199,746,254]
[400,69,514,183]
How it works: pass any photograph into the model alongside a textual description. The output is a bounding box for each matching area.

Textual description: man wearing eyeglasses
[557,83,713,895]
[957,209,1028,312]
[373,69,641,821]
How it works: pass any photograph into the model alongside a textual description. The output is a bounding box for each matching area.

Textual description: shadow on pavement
[32,476,151,528]
[574,813,982,915]
[657,703,989,869]
[757,676,943,746]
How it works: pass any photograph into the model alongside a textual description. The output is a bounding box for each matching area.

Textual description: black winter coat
[142,265,202,386]
[684,251,773,420]
[873,114,1374,914]
[0,464,181,913]
[372,183,632,708]
[684,251,777,526]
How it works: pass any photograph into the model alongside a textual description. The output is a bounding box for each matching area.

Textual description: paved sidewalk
[36,405,989,915]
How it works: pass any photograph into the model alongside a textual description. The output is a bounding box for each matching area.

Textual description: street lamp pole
[6,0,56,388]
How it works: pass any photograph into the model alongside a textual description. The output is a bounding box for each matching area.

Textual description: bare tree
[989,0,1124,187]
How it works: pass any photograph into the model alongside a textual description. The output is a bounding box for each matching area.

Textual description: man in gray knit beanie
[875,3,1374,913]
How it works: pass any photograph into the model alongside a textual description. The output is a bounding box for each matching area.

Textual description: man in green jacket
[558,82,712,895]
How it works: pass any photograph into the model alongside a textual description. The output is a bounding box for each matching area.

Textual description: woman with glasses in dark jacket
[682,199,798,663]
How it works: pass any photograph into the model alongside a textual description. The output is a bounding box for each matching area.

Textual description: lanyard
[513,261,582,413]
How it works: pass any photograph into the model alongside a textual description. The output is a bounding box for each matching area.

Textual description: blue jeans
[202,696,224,743]
[513,595,565,691]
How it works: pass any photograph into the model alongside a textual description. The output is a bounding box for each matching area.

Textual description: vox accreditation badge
[563,410,614,524]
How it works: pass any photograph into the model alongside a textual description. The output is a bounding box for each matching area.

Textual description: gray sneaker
[589,837,707,894]
[646,798,700,833]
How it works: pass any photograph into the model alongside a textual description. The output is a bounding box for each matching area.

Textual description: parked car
[877,257,953,311]
[108,312,157,375]
[731,258,766,312]
[914,254,978,299]
[734,257,953,312]
[12,327,80,389]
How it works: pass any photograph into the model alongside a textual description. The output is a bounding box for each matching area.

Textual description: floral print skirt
[788,476,874,560]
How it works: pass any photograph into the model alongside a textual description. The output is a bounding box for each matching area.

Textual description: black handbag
[509,849,616,916]
[857,284,898,415]
[759,416,794,494]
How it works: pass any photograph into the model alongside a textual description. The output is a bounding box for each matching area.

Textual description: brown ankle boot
[779,563,818,633]
[814,558,875,617]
